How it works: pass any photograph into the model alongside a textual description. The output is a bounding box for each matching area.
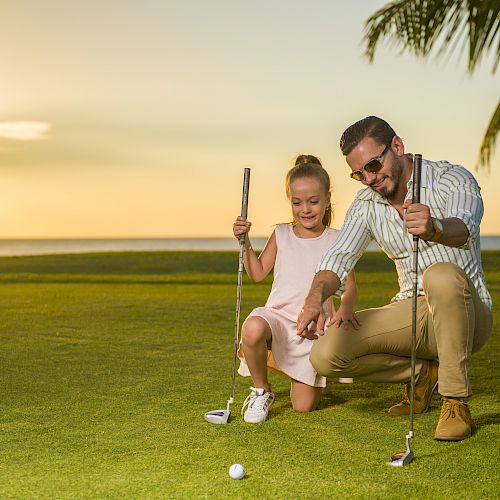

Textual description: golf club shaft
[230,168,251,401]
[410,154,422,436]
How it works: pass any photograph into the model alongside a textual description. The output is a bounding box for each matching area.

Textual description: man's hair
[340,116,396,156]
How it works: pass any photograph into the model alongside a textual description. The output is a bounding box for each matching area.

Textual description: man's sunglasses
[350,144,391,182]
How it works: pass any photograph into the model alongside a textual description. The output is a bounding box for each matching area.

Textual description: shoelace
[400,385,411,405]
[241,387,271,415]
[440,400,466,421]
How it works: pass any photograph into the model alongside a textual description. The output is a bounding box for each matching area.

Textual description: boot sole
[388,407,430,416]
[434,433,471,442]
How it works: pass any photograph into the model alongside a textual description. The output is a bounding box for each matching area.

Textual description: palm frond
[466,1,500,74]
[364,0,500,74]
[364,0,500,168]
[477,101,500,169]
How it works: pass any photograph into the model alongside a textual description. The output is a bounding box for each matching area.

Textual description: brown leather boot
[434,398,472,441]
[388,360,438,416]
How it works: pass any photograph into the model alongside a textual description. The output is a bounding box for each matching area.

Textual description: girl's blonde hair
[285,154,332,227]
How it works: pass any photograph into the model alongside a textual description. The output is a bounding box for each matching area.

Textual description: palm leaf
[364,0,500,168]
[478,101,499,169]
[364,0,500,74]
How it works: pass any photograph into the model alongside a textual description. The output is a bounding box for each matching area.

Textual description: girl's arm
[233,216,277,282]
[340,269,357,312]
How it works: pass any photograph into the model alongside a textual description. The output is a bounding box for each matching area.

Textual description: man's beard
[370,157,404,200]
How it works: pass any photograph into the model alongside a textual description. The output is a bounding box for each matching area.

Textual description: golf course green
[1,251,498,498]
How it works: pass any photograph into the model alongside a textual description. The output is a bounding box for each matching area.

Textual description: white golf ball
[229,463,245,480]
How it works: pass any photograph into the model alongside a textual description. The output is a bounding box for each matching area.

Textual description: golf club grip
[412,155,421,203]
[241,168,251,219]
[412,155,422,242]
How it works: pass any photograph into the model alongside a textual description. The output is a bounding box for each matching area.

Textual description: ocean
[0,236,500,257]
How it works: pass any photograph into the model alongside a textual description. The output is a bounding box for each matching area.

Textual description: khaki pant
[310,262,492,398]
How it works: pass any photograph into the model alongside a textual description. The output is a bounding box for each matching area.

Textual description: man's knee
[423,262,467,301]
[310,342,332,376]
[310,333,348,377]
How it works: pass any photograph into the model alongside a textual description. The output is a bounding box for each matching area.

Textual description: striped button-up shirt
[318,158,492,310]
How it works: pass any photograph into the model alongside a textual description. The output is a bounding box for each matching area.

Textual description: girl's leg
[290,379,323,413]
[241,316,272,391]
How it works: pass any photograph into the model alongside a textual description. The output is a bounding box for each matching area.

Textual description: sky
[1,0,499,238]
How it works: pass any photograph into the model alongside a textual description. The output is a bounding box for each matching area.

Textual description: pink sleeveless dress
[238,223,340,387]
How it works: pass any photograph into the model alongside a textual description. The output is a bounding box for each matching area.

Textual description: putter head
[387,449,414,467]
[204,398,234,424]
[204,409,230,424]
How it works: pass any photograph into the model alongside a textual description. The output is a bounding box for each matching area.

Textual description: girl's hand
[327,306,361,330]
[233,216,251,240]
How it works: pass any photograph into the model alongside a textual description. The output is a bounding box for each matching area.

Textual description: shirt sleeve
[317,194,373,287]
[437,165,484,247]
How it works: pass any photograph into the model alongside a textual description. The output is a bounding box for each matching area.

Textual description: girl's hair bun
[294,154,322,167]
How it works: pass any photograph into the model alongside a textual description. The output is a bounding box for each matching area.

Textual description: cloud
[0,121,51,140]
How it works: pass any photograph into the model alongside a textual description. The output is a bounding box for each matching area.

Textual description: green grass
[0,251,498,499]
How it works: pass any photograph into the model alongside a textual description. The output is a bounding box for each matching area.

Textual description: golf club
[204,167,251,424]
[388,153,422,466]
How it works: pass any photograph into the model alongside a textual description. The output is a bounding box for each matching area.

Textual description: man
[297,116,492,441]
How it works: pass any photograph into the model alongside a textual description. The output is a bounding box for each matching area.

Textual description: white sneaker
[241,387,275,423]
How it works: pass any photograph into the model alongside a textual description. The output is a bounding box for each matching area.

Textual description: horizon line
[1,234,500,240]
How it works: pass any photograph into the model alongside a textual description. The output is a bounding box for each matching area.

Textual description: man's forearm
[427,217,469,247]
[307,270,342,303]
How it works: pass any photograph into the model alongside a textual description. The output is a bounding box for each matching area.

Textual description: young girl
[233,155,359,423]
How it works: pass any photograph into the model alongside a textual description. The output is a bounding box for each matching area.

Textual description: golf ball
[229,463,245,480]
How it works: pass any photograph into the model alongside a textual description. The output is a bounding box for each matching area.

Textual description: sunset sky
[1,0,498,238]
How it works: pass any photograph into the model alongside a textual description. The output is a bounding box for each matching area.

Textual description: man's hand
[403,200,434,240]
[297,271,341,339]
[297,299,326,340]
[403,200,470,247]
